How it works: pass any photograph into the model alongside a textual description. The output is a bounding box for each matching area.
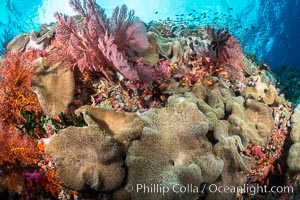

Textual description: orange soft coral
[0,123,40,166]
[0,122,41,194]
[0,49,41,125]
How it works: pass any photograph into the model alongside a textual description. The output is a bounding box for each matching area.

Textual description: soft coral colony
[0,0,298,199]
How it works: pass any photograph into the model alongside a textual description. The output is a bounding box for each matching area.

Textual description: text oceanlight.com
[125,183,294,195]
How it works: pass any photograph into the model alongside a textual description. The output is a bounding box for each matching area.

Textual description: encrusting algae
[0,0,299,199]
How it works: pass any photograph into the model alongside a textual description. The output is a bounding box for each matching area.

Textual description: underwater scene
[0,0,300,199]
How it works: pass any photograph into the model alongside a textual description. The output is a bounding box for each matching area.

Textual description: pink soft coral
[251,145,265,159]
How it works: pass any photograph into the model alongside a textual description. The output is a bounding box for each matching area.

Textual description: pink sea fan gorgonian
[109,4,149,54]
[54,0,149,82]
[220,35,246,81]
[207,27,245,81]
[98,31,140,81]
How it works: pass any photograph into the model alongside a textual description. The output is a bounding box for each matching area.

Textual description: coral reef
[0,0,296,199]
[127,94,218,200]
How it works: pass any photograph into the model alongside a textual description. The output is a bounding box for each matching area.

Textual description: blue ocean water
[0,0,299,68]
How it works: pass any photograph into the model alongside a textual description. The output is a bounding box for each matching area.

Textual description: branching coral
[54,0,149,82]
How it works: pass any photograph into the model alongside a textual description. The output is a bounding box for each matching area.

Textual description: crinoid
[208,27,231,60]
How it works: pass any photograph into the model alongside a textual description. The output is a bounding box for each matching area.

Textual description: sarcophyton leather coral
[127,95,223,200]
[31,62,74,117]
[45,120,125,191]
[288,104,300,170]
[0,50,41,125]
[55,0,149,82]
[6,23,55,52]
[125,76,274,200]
[139,31,183,66]
[45,106,144,191]
[74,105,144,149]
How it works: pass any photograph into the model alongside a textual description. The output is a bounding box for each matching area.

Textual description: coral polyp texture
[0,0,298,199]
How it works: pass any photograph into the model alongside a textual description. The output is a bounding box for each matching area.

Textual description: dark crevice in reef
[269,126,294,189]
[206,130,218,145]
[223,106,231,121]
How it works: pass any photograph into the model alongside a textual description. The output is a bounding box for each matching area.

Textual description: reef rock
[242,75,283,105]
[31,61,74,117]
